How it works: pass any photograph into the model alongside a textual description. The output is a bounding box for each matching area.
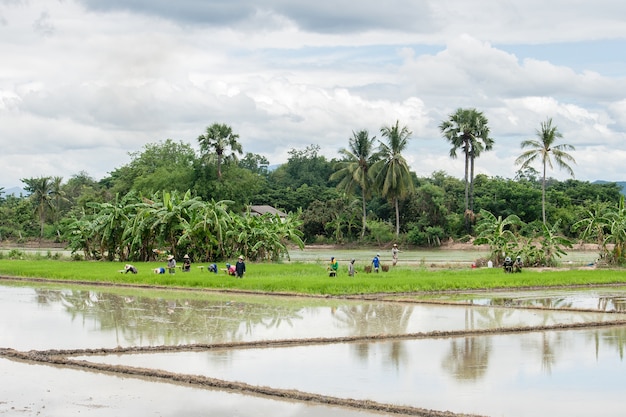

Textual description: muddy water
[0,358,384,417]
[0,283,619,351]
[3,280,626,417]
[401,286,626,312]
[77,326,626,417]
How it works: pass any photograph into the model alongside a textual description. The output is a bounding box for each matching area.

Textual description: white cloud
[1,0,626,188]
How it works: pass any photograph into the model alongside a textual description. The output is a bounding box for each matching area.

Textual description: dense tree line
[1,118,625,264]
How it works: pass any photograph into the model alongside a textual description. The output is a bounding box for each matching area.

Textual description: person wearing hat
[348,259,356,277]
[328,256,338,277]
[182,254,191,272]
[167,255,176,274]
[235,255,246,278]
[513,256,523,273]
[503,256,513,273]
[372,253,381,273]
[391,243,400,266]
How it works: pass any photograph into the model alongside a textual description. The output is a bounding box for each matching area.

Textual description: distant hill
[594,180,626,196]
[2,186,26,197]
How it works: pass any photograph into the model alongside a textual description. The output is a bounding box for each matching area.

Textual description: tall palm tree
[21,176,54,238]
[439,108,494,232]
[329,129,379,238]
[515,118,576,224]
[372,120,414,237]
[197,123,243,180]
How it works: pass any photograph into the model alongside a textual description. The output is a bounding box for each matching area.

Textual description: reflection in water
[35,288,308,346]
[332,303,412,367]
[80,327,626,417]
[428,287,626,313]
[6,282,626,417]
[442,336,491,381]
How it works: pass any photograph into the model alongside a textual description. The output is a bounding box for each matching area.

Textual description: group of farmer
[328,244,400,277]
[502,256,523,273]
[123,254,246,278]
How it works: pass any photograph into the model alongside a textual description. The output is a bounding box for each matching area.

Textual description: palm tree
[439,108,494,232]
[515,118,576,224]
[329,129,379,238]
[21,176,54,238]
[372,120,414,237]
[197,123,243,180]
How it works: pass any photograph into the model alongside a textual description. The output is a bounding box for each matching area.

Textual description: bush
[7,249,25,259]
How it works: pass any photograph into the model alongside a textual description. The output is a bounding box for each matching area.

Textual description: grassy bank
[1,259,625,295]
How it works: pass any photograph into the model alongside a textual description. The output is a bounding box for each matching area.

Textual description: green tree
[515,118,576,224]
[330,129,379,238]
[473,209,523,266]
[270,144,334,189]
[439,108,494,232]
[87,193,134,261]
[144,190,202,259]
[372,121,414,237]
[575,196,626,265]
[106,139,197,195]
[179,199,232,261]
[21,176,54,238]
[197,123,243,180]
[535,220,573,267]
[239,152,270,176]
[50,176,70,231]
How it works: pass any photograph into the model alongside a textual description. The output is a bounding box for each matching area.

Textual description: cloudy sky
[2,0,626,189]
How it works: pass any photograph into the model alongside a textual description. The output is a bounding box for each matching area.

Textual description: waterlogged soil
[3,279,626,417]
[394,286,626,312]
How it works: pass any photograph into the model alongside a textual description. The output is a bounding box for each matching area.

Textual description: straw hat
[183,254,190,259]
[238,255,244,260]
[167,255,174,260]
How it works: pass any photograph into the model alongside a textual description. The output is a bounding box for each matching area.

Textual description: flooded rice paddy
[2,280,626,416]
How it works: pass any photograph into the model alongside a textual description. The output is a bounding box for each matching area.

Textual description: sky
[1,0,626,190]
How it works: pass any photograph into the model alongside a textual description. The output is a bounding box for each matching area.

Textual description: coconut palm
[372,121,414,236]
[21,176,54,238]
[197,123,243,180]
[329,129,379,238]
[439,108,494,232]
[515,118,576,224]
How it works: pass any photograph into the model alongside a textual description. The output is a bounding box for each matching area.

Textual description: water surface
[80,326,626,417]
[1,282,619,350]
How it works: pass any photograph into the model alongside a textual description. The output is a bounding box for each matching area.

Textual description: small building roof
[249,205,287,217]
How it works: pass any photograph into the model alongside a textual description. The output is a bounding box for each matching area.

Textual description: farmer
[372,253,381,273]
[513,256,523,273]
[235,255,246,278]
[153,267,165,274]
[391,244,400,266]
[124,264,138,274]
[167,255,176,274]
[208,263,218,273]
[329,257,338,277]
[503,256,513,273]
[348,259,356,277]
[182,254,191,272]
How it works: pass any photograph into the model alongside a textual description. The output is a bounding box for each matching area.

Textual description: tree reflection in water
[597,295,626,312]
[33,288,306,346]
[332,303,413,367]
[442,336,491,381]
